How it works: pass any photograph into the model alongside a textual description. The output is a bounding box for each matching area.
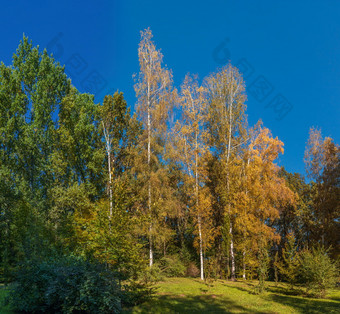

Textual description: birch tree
[173,74,214,280]
[205,63,247,280]
[100,92,134,219]
[134,28,173,267]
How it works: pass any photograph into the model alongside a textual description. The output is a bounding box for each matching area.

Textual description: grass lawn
[124,278,340,314]
[1,279,339,313]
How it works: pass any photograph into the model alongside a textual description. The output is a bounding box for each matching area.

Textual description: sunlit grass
[1,279,339,313]
[124,277,340,313]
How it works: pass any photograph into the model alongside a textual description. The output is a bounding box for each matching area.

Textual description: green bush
[157,255,186,277]
[7,255,121,313]
[205,257,219,281]
[121,281,154,307]
[299,246,338,298]
[140,255,186,283]
[140,263,165,283]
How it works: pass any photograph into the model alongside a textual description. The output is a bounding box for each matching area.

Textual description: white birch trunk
[226,91,236,281]
[198,215,204,281]
[102,121,113,220]
[242,250,246,280]
[108,151,112,219]
[196,132,204,280]
[147,86,153,268]
[230,220,236,280]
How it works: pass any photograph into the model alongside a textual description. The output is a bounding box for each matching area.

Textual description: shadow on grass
[220,282,340,313]
[268,294,340,314]
[266,285,304,296]
[223,281,303,297]
[125,294,263,313]
[220,281,257,295]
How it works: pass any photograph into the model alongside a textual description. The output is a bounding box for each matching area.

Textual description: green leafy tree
[74,180,145,282]
[99,91,141,218]
[50,87,104,245]
[0,36,70,266]
[299,246,338,298]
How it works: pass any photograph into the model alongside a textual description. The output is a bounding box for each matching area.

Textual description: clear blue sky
[1,0,339,175]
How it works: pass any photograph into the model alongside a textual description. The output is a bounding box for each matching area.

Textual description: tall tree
[236,123,295,280]
[276,168,314,251]
[134,28,174,267]
[0,36,71,263]
[304,127,340,254]
[99,92,140,219]
[205,63,247,280]
[173,74,214,280]
[50,87,104,243]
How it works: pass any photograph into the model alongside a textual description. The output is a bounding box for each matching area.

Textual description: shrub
[205,257,219,281]
[156,255,186,278]
[186,262,200,278]
[121,281,154,307]
[140,263,164,283]
[7,255,121,313]
[299,246,338,298]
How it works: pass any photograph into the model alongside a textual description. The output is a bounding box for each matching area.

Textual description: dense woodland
[0,29,339,311]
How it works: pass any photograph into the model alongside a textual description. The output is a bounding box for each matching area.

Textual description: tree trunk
[230,220,236,281]
[195,131,204,280]
[147,95,153,268]
[149,223,153,267]
[242,250,246,280]
[198,215,204,280]
[108,151,113,219]
[226,93,236,281]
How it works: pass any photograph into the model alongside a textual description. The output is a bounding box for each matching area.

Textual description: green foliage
[7,255,121,313]
[0,36,104,274]
[75,179,145,281]
[100,92,141,176]
[256,239,269,294]
[121,281,154,307]
[273,251,279,286]
[277,233,300,287]
[299,246,338,298]
[141,264,165,283]
[205,256,220,281]
[157,255,186,278]
[141,255,186,283]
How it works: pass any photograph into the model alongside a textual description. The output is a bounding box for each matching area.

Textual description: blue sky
[1,0,339,175]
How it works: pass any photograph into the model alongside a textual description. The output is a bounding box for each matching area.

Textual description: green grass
[124,278,340,313]
[1,279,339,313]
